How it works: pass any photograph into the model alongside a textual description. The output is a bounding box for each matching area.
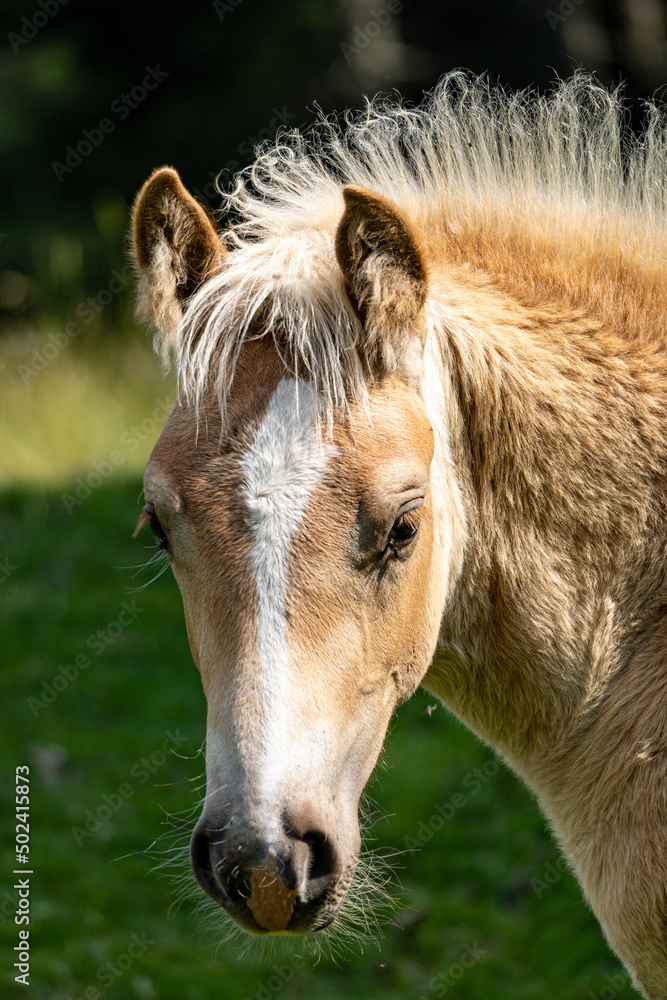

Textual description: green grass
[0,336,628,1000]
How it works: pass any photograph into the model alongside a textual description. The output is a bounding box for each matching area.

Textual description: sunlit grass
[0,325,175,486]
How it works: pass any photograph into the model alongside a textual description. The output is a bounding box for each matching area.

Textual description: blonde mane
[177,71,667,420]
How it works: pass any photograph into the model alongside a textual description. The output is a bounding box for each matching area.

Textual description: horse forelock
[167,72,667,432]
[179,227,371,431]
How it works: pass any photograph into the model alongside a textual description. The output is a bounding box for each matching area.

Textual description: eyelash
[387,508,421,555]
[140,502,170,552]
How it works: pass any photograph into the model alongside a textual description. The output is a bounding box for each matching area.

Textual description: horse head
[131,167,462,935]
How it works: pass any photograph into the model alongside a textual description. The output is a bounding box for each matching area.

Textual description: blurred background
[1,1,665,998]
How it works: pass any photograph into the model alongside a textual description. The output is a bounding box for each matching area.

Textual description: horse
[130,73,667,998]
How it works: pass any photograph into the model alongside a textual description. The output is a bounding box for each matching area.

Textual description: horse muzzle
[189,810,358,934]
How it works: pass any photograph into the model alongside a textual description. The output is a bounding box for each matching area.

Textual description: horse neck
[424,271,667,771]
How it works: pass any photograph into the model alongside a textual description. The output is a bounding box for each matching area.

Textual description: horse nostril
[299,829,337,902]
[190,826,223,902]
[303,830,334,881]
[190,823,243,906]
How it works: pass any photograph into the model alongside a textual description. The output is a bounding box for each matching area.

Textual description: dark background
[2,0,667,326]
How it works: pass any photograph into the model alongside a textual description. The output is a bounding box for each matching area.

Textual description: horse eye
[144,503,170,551]
[387,508,421,555]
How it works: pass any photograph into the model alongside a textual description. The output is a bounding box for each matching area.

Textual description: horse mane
[177,71,667,422]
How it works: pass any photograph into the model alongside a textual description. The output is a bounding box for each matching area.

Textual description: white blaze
[241,379,335,826]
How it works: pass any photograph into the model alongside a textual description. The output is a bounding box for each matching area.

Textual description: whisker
[126,551,171,593]
[135,769,403,966]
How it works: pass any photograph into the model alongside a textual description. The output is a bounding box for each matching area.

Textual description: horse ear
[335,184,427,372]
[131,166,224,353]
